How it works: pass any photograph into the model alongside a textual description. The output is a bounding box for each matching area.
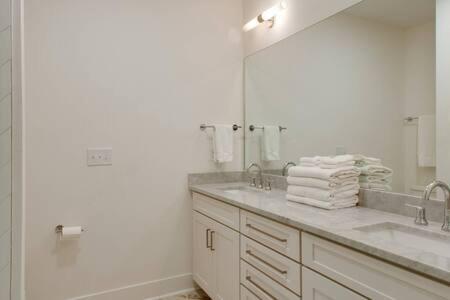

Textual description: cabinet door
[302,267,366,300]
[211,220,240,300]
[193,212,215,296]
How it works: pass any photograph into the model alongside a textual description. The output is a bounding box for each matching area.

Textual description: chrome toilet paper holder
[55,225,85,234]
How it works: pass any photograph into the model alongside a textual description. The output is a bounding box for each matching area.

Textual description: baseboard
[68,273,194,300]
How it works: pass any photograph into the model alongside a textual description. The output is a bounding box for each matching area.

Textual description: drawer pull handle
[210,231,215,251]
[246,250,288,275]
[206,229,211,249]
[246,276,277,300]
[246,224,288,243]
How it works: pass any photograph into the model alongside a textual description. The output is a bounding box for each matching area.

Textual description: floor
[161,289,210,300]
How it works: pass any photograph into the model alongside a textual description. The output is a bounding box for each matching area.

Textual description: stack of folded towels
[355,155,393,191]
[287,155,361,210]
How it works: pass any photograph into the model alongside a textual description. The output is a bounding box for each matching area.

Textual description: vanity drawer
[241,235,301,295]
[241,260,300,300]
[193,192,239,231]
[241,210,300,262]
[241,284,261,300]
[302,233,450,300]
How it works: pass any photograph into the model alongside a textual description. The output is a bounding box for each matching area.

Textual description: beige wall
[23,0,243,299]
[243,0,362,56]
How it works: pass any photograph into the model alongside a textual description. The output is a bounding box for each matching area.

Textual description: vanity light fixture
[243,1,287,32]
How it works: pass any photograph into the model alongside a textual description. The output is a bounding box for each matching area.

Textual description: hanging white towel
[417,115,436,167]
[212,124,233,163]
[261,126,280,161]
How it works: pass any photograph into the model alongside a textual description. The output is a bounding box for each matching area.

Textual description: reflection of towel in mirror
[417,115,436,167]
[261,126,280,161]
[287,194,358,210]
[354,155,382,167]
[212,124,233,163]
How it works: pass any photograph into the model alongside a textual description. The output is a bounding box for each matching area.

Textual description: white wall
[402,21,436,195]
[245,13,406,191]
[23,1,243,299]
[243,0,362,56]
[436,0,450,189]
[0,0,12,298]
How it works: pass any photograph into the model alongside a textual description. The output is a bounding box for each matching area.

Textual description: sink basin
[354,222,450,258]
[219,186,265,194]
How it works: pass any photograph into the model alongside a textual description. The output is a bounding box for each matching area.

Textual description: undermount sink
[219,186,265,194]
[354,222,450,258]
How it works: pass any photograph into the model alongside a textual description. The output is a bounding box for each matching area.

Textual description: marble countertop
[190,182,450,284]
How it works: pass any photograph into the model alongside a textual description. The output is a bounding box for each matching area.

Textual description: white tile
[0,61,11,100]
[0,95,11,133]
[0,229,10,270]
[0,162,10,200]
[0,195,10,238]
[0,128,11,167]
[0,27,11,65]
[0,263,10,300]
[0,0,11,31]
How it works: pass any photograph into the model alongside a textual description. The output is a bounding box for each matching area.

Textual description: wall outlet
[87,148,112,166]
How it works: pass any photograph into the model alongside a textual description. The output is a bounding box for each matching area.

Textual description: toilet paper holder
[55,225,85,234]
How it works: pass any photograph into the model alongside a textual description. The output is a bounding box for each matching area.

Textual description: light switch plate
[87,148,112,166]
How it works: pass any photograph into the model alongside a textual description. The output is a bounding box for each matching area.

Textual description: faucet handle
[405,204,428,226]
[264,178,272,191]
[248,176,257,188]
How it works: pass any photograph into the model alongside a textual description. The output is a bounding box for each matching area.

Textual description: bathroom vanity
[190,183,450,300]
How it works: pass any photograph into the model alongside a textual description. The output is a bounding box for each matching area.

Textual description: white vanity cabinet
[192,191,450,300]
[193,195,240,300]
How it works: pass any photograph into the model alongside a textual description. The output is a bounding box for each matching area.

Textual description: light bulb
[261,1,287,21]
[243,17,260,32]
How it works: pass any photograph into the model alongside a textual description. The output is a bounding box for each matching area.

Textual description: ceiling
[345,0,435,28]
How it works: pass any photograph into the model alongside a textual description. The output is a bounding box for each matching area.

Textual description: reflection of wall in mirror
[245,8,436,194]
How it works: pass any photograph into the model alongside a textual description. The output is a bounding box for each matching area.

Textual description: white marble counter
[190,182,450,284]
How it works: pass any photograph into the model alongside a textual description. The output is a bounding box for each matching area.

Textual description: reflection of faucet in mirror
[423,180,450,232]
[247,163,263,189]
[282,162,296,176]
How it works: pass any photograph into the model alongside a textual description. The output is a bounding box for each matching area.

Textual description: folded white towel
[212,124,233,163]
[360,182,392,191]
[354,155,381,166]
[299,156,322,166]
[417,115,436,167]
[261,126,280,161]
[287,176,359,189]
[288,166,361,181]
[287,194,358,210]
[320,161,355,169]
[359,165,393,176]
[359,174,392,183]
[320,155,355,165]
[287,185,359,202]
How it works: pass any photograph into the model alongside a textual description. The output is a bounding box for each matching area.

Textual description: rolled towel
[287,176,358,189]
[288,166,361,181]
[287,194,358,210]
[359,165,393,176]
[287,185,359,202]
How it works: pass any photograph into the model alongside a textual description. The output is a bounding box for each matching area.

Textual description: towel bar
[200,124,242,131]
[249,125,287,132]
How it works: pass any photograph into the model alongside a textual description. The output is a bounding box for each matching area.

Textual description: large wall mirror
[244,0,437,197]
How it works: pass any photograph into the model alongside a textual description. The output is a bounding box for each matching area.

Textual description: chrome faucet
[247,163,263,189]
[282,162,296,176]
[423,180,450,232]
